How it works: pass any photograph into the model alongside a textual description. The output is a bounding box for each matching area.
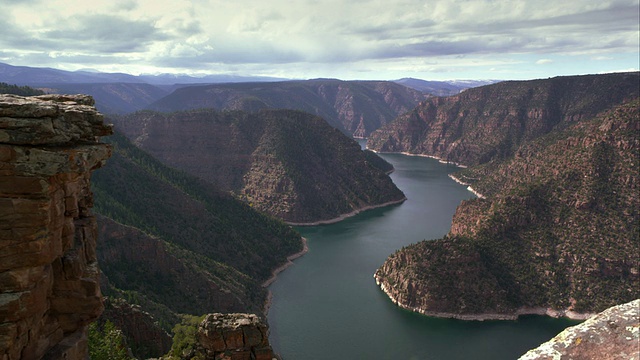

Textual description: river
[267,146,578,359]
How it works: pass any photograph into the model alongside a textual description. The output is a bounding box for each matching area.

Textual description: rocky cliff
[193,313,275,360]
[109,109,405,224]
[0,94,111,359]
[374,97,639,319]
[368,72,639,166]
[148,79,427,137]
[519,299,639,360]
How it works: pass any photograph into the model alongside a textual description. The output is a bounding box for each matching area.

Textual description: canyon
[373,75,639,319]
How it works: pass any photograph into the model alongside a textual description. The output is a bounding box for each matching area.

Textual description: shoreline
[285,198,406,226]
[374,274,595,321]
[447,174,486,199]
[369,149,468,168]
[263,237,309,314]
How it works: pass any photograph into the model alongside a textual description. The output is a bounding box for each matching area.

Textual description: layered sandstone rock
[0,94,111,359]
[519,299,640,360]
[194,313,275,360]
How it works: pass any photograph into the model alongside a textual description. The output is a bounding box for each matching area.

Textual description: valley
[1,70,638,360]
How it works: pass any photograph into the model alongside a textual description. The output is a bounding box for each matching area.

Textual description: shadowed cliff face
[0,94,112,359]
[368,72,639,167]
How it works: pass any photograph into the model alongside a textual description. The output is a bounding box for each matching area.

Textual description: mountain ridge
[146,79,428,137]
[368,72,640,166]
[109,108,406,224]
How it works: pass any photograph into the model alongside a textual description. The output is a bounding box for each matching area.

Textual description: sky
[1,0,638,81]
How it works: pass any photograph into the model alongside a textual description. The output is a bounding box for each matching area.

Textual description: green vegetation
[166,315,206,360]
[92,130,303,357]
[93,131,302,281]
[0,82,44,96]
[88,320,132,360]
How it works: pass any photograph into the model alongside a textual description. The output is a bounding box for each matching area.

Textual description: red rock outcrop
[0,94,111,359]
[195,313,275,360]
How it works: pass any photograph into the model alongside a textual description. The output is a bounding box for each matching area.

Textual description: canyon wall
[374,96,639,319]
[368,72,639,167]
[0,94,111,359]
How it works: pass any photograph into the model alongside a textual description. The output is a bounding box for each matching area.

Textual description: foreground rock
[194,313,275,360]
[0,94,111,359]
[519,299,640,360]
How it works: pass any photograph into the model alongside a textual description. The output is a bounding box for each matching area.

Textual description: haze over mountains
[0,62,495,125]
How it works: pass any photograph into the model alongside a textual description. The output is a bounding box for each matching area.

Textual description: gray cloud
[43,14,167,53]
[0,0,637,79]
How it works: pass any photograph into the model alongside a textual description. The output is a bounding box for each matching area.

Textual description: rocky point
[0,94,111,359]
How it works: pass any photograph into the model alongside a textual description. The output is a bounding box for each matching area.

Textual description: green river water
[267,146,578,360]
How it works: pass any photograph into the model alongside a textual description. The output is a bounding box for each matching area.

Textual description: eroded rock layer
[368,72,639,167]
[194,313,275,360]
[0,94,111,359]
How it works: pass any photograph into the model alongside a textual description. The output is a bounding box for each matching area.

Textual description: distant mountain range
[0,62,496,125]
[146,79,429,137]
[394,78,498,96]
[0,62,288,86]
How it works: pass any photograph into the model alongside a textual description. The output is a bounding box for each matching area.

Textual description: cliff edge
[0,94,112,359]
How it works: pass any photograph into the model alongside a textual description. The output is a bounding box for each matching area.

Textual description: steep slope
[92,131,303,283]
[369,72,639,166]
[148,79,427,137]
[91,131,303,357]
[375,98,639,319]
[109,109,406,224]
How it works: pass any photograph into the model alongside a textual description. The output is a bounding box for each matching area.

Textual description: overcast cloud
[0,0,638,80]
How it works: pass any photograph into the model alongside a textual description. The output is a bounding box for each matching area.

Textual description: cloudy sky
[1,0,638,80]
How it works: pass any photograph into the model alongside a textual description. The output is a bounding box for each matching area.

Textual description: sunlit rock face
[519,299,640,360]
[0,94,111,359]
